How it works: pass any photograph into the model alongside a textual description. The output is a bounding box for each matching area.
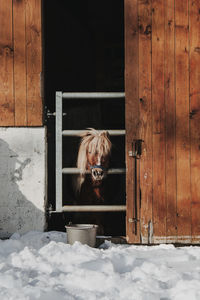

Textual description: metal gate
[53,91,126,214]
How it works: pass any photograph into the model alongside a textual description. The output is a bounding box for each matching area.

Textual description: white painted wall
[0,127,46,238]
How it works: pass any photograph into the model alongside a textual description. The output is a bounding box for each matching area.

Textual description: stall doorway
[43,0,125,235]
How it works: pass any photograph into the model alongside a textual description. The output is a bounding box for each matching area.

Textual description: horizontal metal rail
[62,129,125,136]
[62,168,126,174]
[61,205,126,212]
[62,92,125,99]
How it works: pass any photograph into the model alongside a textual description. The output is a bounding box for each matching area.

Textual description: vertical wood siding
[0,0,42,126]
[138,0,153,244]
[125,0,140,243]
[151,0,166,242]
[126,0,200,243]
[165,0,177,242]
[190,0,200,243]
[0,0,14,125]
[175,0,191,242]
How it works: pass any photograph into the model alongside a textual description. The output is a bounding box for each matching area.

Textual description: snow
[0,232,200,299]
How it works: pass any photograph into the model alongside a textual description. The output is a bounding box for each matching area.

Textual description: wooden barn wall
[0,0,42,126]
[125,0,200,244]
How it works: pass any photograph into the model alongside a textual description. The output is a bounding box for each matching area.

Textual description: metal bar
[62,129,126,136]
[62,168,126,174]
[62,92,125,99]
[61,205,126,212]
[56,92,63,212]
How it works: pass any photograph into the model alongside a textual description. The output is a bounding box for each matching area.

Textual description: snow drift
[0,231,199,299]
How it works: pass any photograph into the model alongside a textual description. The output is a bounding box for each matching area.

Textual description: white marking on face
[97,155,101,166]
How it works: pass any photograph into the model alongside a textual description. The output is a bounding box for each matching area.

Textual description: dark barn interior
[43,0,125,236]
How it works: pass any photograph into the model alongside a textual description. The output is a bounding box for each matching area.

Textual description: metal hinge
[44,106,67,124]
[46,204,53,218]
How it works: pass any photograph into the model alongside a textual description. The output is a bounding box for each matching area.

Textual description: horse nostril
[92,169,97,178]
[98,170,103,177]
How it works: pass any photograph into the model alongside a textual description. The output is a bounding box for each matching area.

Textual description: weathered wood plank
[125,0,140,243]
[152,0,166,242]
[165,0,177,242]
[138,0,153,244]
[27,73,42,124]
[175,0,191,242]
[13,0,27,126]
[0,0,14,125]
[189,0,200,243]
[26,0,42,126]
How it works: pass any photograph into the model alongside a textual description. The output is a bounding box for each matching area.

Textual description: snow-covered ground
[0,231,200,300]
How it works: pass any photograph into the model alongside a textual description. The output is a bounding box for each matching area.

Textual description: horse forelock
[76,129,112,192]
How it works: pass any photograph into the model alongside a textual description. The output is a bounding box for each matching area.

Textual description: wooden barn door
[125,0,200,244]
[0,0,42,126]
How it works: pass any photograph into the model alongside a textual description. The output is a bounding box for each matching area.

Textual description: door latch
[128,139,144,158]
[128,218,140,223]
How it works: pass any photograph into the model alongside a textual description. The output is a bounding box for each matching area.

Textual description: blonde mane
[76,128,112,193]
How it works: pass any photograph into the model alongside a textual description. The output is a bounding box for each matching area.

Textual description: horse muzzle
[91,168,104,182]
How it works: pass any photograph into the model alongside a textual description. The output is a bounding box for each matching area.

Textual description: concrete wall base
[0,127,46,238]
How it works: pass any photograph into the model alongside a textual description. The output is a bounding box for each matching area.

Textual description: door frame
[125,0,141,243]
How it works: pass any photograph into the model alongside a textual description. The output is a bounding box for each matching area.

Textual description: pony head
[76,128,112,192]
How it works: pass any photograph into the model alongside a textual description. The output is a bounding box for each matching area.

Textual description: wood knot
[190,109,198,119]
[144,25,151,35]
[139,24,143,32]
[167,77,170,88]
[3,45,14,54]
[168,20,172,26]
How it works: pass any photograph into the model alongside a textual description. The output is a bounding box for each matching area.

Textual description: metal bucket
[65,224,98,247]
